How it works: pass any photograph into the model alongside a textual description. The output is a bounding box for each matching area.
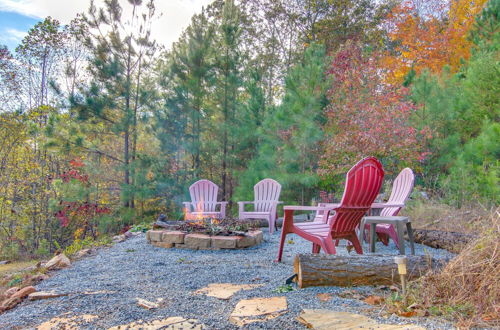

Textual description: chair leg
[312,243,321,254]
[321,237,337,255]
[276,229,287,262]
[377,232,390,246]
[406,222,415,255]
[349,233,363,254]
[268,216,274,235]
[358,219,365,245]
[335,239,340,246]
[396,222,406,255]
[370,223,377,253]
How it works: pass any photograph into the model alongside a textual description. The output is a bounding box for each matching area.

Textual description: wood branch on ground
[412,229,477,253]
[293,254,450,288]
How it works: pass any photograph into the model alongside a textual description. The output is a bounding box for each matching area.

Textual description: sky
[0,0,213,51]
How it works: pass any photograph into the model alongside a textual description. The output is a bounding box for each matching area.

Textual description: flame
[185,199,210,225]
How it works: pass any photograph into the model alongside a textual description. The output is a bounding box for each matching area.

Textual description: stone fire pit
[146,219,264,250]
[146,230,263,250]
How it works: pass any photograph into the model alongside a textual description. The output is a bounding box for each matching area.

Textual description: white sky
[0,0,213,49]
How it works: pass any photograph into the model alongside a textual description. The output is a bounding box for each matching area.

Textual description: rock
[237,235,256,248]
[248,230,264,244]
[45,254,71,270]
[74,249,91,259]
[297,309,425,330]
[184,234,211,249]
[161,231,185,244]
[36,314,98,329]
[229,297,288,326]
[27,273,50,285]
[136,298,160,310]
[147,230,164,242]
[0,297,21,312]
[4,287,19,298]
[211,236,239,249]
[195,283,263,300]
[0,260,11,265]
[28,291,68,300]
[316,293,332,302]
[11,286,36,299]
[152,241,174,248]
[112,234,126,243]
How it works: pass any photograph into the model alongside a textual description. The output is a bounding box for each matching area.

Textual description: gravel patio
[0,231,454,329]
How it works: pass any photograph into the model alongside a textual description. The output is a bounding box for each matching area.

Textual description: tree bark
[412,229,477,254]
[293,253,450,288]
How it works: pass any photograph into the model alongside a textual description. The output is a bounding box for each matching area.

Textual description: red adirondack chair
[183,180,227,220]
[367,168,414,247]
[276,157,384,262]
[238,178,282,234]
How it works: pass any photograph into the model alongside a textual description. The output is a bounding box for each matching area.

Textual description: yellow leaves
[382,0,488,84]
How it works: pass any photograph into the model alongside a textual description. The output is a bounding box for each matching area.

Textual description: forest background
[0,0,498,259]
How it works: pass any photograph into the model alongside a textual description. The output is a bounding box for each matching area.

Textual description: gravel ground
[0,230,455,329]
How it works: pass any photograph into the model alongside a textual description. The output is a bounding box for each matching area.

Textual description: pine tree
[71,0,157,209]
[235,44,329,204]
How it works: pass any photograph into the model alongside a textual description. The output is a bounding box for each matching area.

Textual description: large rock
[147,230,164,242]
[28,291,68,300]
[184,234,211,249]
[211,236,239,249]
[237,235,256,248]
[297,309,425,329]
[0,297,21,312]
[45,254,71,270]
[161,231,185,244]
[229,297,287,326]
[4,287,19,298]
[11,286,36,299]
[195,283,263,300]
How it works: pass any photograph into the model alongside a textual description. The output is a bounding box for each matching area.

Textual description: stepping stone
[37,313,98,330]
[195,283,263,300]
[297,309,425,330]
[107,317,205,329]
[229,296,287,326]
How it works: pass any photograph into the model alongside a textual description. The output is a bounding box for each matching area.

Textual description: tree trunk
[412,229,477,254]
[293,254,450,288]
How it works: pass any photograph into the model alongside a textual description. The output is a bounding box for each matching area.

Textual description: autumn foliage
[320,42,430,178]
[382,0,489,83]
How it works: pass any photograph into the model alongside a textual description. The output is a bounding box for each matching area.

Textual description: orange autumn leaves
[382,0,488,84]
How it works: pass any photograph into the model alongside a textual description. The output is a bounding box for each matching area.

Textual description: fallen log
[412,229,477,254]
[294,254,450,288]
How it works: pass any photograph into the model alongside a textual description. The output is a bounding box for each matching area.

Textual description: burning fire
[184,199,220,225]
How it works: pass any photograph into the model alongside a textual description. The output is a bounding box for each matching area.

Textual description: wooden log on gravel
[412,229,477,253]
[294,254,450,288]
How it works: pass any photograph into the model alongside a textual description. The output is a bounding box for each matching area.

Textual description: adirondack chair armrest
[370,202,405,209]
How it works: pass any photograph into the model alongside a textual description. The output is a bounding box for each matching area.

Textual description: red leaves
[320,42,429,177]
[55,160,109,227]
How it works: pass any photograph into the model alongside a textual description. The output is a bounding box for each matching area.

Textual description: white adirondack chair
[238,179,282,234]
[369,167,415,247]
[183,180,227,220]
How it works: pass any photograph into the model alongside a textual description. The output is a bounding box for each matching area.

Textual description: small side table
[359,216,415,255]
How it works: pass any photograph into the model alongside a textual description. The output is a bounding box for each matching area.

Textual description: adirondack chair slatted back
[330,157,384,234]
[380,168,414,217]
[254,179,281,212]
[189,180,219,212]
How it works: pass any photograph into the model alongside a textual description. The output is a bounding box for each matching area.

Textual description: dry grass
[408,208,499,328]
[401,199,493,234]
[0,261,38,278]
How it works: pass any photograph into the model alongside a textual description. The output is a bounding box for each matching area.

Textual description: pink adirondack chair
[276,157,384,261]
[367,168,415,247]
[183,180,227,220]
[238,179,282,234]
